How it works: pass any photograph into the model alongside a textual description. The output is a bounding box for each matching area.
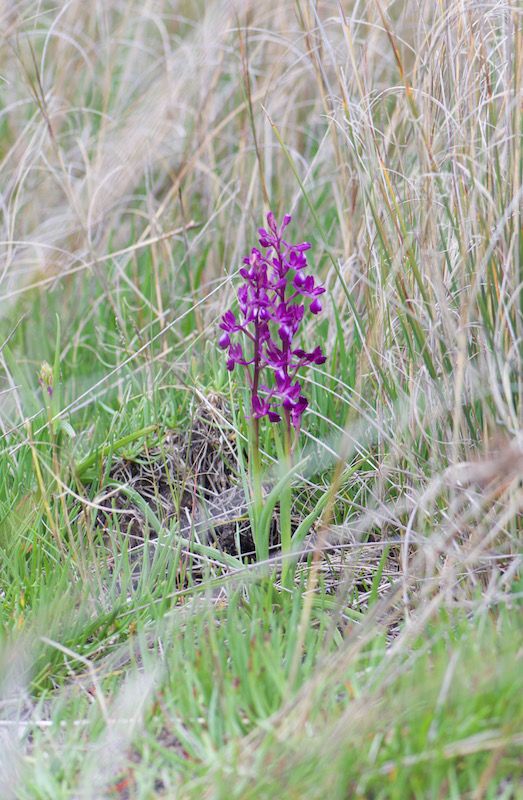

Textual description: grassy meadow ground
[0,1,522,797]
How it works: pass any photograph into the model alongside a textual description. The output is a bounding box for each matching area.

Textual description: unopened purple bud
[310,297,322,314]
[282,214,292,227]
[218,332,230,349]
[267,211,277,233]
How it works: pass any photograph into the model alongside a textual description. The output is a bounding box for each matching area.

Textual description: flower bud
[38,361,54,397]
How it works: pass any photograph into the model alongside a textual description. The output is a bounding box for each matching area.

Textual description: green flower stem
[251,417,267,561]
[280,410,293,585]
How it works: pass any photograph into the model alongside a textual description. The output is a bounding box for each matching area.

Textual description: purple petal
[279,325,291,342]
[220,310,237,331]
[310,297,322,314]
[251,395,271,419]
[294,272,306,289]
[288,250,308,270]
[291,395,308,428]
[275,368,290,390]
[313,346,326,364]
[251,396,263,413]
[304,275,314,292]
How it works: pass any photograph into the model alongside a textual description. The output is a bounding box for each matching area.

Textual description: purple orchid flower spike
[219,211,326,433]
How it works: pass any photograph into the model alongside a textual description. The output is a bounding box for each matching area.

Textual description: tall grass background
[0,1,521,797]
